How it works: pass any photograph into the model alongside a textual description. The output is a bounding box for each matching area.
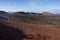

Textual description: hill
[0,11,9,20]
[9,11,60,25]
[0,11,60,40]
[0,20,60,40]
[0,11,60,25]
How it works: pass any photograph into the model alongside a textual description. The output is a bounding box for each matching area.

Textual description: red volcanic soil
[0,20,60,40]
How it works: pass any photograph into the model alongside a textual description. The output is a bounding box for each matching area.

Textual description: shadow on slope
[0,23,26,40]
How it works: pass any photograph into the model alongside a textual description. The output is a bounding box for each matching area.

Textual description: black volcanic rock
[0,23,26,40]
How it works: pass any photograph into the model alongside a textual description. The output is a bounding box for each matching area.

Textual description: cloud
[28,2,38,6]
[28,0,48,6]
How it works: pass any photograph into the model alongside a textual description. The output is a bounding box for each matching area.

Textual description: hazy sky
[0,0,60,13]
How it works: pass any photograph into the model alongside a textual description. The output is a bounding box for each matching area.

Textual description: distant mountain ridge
[0,11,9,20]
[12,11,55,16]
[0,11,8,14]
[0,11,60,25]
[0,11,58,16]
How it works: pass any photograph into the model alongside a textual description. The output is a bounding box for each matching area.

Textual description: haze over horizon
[0,0,60,13]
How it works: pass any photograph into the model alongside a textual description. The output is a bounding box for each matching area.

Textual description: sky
[0,0,60,13]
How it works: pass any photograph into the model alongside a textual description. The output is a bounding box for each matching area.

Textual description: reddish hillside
[0,20,60,40]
